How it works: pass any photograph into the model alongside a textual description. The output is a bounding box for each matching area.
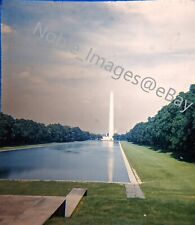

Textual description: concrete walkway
[0,188,87,225]
[125,184,145,199]
[119,142,145,199]
[0,195,66,225]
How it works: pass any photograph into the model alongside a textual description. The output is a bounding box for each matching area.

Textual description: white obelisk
[108,91,114,141]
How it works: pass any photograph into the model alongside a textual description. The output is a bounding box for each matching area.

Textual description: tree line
[115,85,195,161]
[0,113,102,147]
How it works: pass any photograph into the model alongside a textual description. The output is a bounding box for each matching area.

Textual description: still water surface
[0,141,129,183]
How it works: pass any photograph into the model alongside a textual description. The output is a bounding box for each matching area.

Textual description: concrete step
[65,188,87,218]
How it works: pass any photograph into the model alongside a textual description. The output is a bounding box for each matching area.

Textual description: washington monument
[102,91,114,141]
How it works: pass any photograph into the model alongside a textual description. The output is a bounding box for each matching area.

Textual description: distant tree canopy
[0,113,102,147]
[113,133,128,141]
[115,90,195,161]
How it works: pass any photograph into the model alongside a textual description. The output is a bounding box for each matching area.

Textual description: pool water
[0,141,129,183]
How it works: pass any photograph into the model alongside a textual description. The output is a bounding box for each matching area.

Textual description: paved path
[119,142,145,199]
[125,184,145,199]
[0,195,66,225]
[0,188,87,224]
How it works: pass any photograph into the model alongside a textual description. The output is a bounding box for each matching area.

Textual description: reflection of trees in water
[49,142,87,152]
[0,168,11,178]
[65,150,79,154]
[0,165,43,179]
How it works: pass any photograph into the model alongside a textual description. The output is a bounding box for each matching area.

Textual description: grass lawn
[0,141,195,225]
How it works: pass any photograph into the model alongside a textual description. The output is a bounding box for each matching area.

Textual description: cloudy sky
[2,0,195,133]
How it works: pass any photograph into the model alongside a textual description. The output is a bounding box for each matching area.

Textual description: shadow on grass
[129,142,195,163]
